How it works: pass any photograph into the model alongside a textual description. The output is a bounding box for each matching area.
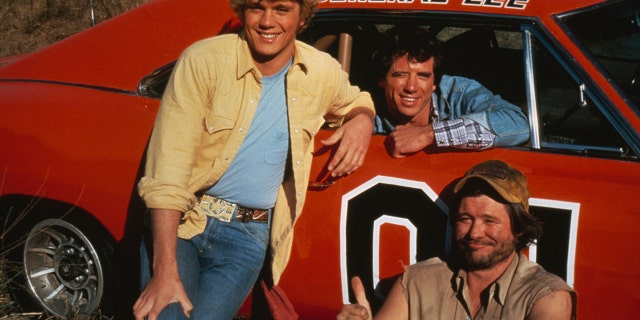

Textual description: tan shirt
[138,33,374,284]
[402,253,575,319]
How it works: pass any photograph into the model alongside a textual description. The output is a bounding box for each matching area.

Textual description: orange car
[0,0,638,319]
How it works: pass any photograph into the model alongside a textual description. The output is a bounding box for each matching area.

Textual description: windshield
[561,0,640,109]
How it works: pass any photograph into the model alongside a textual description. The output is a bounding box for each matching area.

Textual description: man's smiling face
[380,54,437,124]
[243,0,304,65]
[455,194,518,271]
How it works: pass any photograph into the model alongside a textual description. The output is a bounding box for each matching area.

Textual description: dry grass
[0,0,148,58]
[0,267,22,318]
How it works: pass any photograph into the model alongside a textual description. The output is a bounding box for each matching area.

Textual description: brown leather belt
[236,206,270,223]
[197,194,270,223]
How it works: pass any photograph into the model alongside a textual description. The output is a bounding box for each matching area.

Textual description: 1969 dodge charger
[0,0,639,318]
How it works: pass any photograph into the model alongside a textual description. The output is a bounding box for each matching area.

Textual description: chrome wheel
[23,219,104,318]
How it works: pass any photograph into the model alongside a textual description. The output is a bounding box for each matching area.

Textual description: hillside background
[1,0,148,58]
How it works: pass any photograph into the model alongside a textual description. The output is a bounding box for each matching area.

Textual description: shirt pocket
[204,87,240,135]
[204,114,235,135]
[200,115,235,162]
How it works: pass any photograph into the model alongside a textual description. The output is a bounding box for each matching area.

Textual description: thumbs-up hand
[336,276,373,320]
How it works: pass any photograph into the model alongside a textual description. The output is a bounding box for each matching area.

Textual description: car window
[437,26,526,108]
[299,19,527,123]
[300,15,638,159]
[560,0,640,108]
[530,34,633,157]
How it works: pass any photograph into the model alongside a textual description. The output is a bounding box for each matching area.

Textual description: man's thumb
[351,276,369,307]
[179,298,193,318]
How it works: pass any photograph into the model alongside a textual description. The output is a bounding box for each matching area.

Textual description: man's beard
[457,237,517,271]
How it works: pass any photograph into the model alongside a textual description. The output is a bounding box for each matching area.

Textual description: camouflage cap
[454,160,530,212]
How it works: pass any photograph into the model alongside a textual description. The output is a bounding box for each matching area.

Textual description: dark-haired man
[373,26,529,158]
[338,160,575,319]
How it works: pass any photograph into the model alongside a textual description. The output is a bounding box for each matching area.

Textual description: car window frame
[522,24,640,158]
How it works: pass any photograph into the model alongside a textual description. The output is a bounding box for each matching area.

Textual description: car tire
[1,197,126,319]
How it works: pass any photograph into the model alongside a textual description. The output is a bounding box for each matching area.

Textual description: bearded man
[338,160,575,320]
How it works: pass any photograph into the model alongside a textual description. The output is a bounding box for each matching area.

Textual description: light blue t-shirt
[205,60,291,209]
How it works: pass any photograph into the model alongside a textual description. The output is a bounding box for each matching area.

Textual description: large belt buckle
[199,195,236,222]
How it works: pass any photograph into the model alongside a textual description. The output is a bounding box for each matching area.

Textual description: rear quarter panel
[0,82,158,240]
[278,130,640,319]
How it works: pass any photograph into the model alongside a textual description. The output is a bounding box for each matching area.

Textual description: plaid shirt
[374,104,496,150]
[431,103,495,149]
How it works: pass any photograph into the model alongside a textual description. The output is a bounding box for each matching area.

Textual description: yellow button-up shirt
[138,33,374,283]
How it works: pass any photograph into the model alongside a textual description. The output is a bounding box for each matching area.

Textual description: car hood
[0,0,237,94]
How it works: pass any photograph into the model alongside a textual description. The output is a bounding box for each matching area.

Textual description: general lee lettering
[319,0,529,10]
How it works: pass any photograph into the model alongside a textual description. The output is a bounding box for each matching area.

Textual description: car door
[277,8,640,319]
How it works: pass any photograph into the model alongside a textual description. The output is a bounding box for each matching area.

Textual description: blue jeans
[140,215,270,320]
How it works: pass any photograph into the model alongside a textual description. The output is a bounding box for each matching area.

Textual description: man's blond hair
[229,0,318,31]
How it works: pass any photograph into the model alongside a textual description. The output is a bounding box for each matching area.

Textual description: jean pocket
[239,222,270,248]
